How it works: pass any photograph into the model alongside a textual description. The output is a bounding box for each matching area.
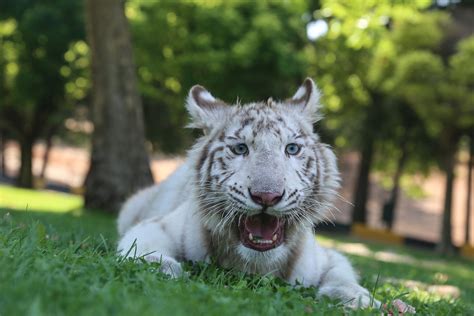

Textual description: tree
[375,102,434,229]
[307,0,433,224]
[0,1,84,187]
[365,7,473,251]
[367,12,448,229]
[389,36,474,253]
[84,0,153,213]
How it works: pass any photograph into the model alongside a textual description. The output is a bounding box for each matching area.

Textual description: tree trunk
[18,136,34,188]
[351,93,382,225]
[84,0,153,213]
[0,131,5,175]
[40,132,54,180]
[352,137,374,224]
[382,141,408,230]
[438,139,459,255]
[465,134,473,245]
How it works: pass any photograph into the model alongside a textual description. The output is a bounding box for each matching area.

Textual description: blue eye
[231,143,249,155]
[285,143,301,155]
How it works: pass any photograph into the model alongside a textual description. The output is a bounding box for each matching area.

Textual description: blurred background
[0,0,473,255]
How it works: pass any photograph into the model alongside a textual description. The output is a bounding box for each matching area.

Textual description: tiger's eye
[231,143,249,155]
[285,143,301,155]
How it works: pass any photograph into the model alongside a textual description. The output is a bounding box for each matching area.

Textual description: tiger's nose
[249,189,284,206]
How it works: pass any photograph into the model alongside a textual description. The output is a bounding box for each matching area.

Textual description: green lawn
[0,184,83,213]
[0,186,473,315]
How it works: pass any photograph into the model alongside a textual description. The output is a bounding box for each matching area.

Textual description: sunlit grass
[0,184,83,212]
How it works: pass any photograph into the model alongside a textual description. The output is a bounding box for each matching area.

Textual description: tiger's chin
[238,213,285,252]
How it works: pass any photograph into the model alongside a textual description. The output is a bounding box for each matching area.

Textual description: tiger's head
[188,78,340,256]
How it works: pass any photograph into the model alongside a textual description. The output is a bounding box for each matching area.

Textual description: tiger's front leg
[286,235,380,309]
[316,249,414,313]
[316,248,380,309]
[287,235,414,312]
[117,206,208,278]
[117,218,184,278]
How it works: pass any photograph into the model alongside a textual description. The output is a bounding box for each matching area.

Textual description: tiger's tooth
[272,234,277,241]
[249,233,253,241]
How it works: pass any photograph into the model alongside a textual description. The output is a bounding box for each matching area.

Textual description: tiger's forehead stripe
[220,102,307,142]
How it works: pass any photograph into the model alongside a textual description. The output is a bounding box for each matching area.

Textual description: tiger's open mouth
[238,213,284,252]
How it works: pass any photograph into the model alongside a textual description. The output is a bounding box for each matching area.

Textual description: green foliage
[0,0,87,186]
[391,12,448,52]
[0,0,85,139]
[308,0,433,147]
[388,32,474,144]
[391,51,445,133]
[304,1,448,205]
[450,37,474,86]
[447,37,474,129]
[62,40,91,102]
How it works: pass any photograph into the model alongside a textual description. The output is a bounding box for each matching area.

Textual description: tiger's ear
[186,85,230,131]
[288,77,322,123]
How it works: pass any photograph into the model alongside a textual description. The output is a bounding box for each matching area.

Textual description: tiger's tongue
[244,214,280,239]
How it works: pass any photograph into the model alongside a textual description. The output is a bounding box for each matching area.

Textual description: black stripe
[314,145,324,195]
[217,171,235,185]
[287,189,298,200]
[295,170,310,185]
[305,156,317,182]
[217,157,227,170]
[305,157,314,172]
[206,146,225,184]
[241,117,255,126]
[229,193,247,206]
[197,129,223,176]
[234,125,245,138]
[197,142,210,175]
[230,186,246,198]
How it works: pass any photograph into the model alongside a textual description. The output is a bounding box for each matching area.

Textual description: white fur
[292,86,307,100]
[290,78,322,123]
[117,79,388,310]
[199,90,216,102]
[185,86,228,131]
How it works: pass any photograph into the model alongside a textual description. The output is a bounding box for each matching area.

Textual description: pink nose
[249,190,283,206]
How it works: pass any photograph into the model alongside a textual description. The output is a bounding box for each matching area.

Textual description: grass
[0,184,83,212]
[1,186,473,315]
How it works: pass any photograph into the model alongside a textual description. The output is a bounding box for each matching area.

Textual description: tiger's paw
[382,299,416,315]
[145,254,183,278]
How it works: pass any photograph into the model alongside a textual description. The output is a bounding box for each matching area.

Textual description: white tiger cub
[117,78,414,312]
